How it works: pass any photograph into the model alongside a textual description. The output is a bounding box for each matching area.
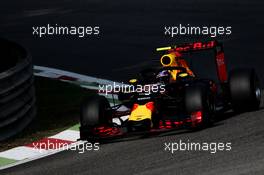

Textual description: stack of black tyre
[0,38,36,141]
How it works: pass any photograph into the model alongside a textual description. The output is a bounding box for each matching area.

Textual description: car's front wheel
[80,95,111,139]
[185,84,215,129]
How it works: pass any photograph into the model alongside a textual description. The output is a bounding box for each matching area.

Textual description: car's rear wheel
[185,84,215,129]
[229,68,261,112]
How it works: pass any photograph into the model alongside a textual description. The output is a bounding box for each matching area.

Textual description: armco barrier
[0,38,36,141]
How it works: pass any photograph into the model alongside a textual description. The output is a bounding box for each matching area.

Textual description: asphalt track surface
[1,0,264,174]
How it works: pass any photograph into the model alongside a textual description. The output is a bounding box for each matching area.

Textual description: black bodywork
[79,40,261,141]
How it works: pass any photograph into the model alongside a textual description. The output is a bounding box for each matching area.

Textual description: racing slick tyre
[229,68,261,112]
[185,84,215,129]
[80,95,111,139]
[0,38,36,141]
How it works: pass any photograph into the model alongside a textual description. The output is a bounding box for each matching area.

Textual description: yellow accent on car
[156,46,172,52]
[129,79,138,84]
[129,105,152,121]
[168,70,178,81]
[160,53,176,67]
[178,72,188,77]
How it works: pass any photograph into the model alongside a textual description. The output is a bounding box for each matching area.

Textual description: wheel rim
[254,77,261,102]
[255,87,261,101]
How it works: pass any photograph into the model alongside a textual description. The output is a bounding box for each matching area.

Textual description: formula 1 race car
[79,40,261,141]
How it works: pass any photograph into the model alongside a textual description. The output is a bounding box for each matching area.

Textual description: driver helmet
[156,70,170,83]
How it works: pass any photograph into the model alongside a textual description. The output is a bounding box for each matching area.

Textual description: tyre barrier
[0,38,36,141]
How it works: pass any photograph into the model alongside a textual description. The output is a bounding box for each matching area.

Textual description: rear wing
[156,41,228,83]
[156,41,222,53]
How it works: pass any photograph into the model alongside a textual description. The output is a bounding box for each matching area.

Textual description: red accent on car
[191,111,203,123]
[159,121,164,129]
[211,82,217,93]
[175,51,182,57]
[169,41,216,53]
[174,121,180,125]
[165,120,171,125]
[165,120,172,128]
[131,103,139,111]
[216,51,228,82]
[93,126,120,137]
[186,119,192,123]
[145,102,155,111]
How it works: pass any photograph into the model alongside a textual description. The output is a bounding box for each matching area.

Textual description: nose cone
[129,105,152,122]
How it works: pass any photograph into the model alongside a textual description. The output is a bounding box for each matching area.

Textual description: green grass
[0,76,96,151]
[0,157,17,166]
